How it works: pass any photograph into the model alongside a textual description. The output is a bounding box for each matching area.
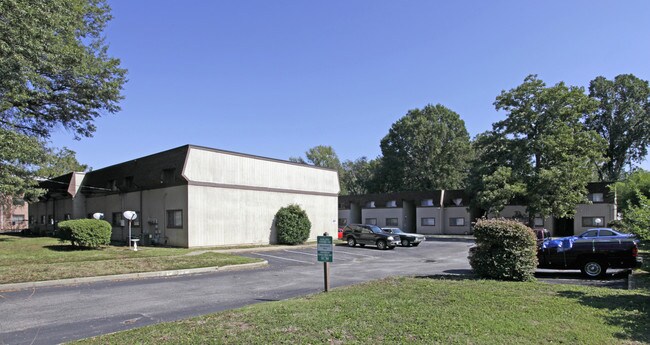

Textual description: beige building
[29,145,340,247]
[1,198,29,232]
[338,183,614,236]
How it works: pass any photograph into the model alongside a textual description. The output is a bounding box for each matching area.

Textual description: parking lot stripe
[334,250,376,258]
[251,252,315,264]
[283,250,317,256]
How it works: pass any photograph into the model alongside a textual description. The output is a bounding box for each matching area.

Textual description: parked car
[342,224,400,250]
[538,235,642,278]
[382,227,426,247]
[576,228,636,240]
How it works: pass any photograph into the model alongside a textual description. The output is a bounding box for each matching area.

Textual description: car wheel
[347,237,356,247]
[376,240,387,250]
[401,238,410,247]
[581,260,607,278]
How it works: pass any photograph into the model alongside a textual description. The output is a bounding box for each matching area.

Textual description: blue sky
[51,1,650,171]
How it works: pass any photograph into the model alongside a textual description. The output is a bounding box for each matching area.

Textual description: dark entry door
[554,217,574,237]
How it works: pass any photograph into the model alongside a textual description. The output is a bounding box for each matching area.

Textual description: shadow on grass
[557,289,650,343]
[414,270,479,281]
[44,245,99,252]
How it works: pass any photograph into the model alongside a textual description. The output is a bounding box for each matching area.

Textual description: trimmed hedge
[275,204,312,245]
[58,219,112,248]
[469,218,538,281]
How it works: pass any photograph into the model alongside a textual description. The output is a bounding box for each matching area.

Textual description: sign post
[317,233,333,292]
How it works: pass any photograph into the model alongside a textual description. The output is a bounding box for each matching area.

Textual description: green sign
[317,236,333,262]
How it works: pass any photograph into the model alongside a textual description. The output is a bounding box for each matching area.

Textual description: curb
[0,260,268,292]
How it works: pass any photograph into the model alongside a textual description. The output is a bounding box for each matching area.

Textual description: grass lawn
[0,234,262,284]
[76,276,650,345]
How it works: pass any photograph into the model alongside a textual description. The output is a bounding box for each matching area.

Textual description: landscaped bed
[75,276,650,344]
[0,234,262,284]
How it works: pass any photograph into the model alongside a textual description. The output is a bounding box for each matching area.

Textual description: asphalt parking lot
[241,238,631,289]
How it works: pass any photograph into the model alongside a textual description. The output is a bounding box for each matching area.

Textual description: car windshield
[368,225,383,234]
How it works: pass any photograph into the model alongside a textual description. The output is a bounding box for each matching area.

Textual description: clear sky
[50,1,650,171]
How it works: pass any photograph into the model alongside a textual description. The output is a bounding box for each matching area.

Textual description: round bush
[275,204,311,245]
[469,218,538,281]
[58,219,112,248]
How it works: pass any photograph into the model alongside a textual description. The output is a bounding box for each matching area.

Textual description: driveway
[0,239,473,345]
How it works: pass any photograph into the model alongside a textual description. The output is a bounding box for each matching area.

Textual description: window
[450,217,465,226]
[534,217,544,227]
[48,215,53,225]
[107,179,117,191]
[64,214,71,221]
[365,201,376,208]
[365,218,377,225]
[161,168,176,184]
[112,212,123,226]
[167,209,183,228]
[338,218,347,226]
[29,216,35,225]
[40,215,45,224]
[452,198,463,206]
[588,193,604,203]
[421,199,434,207]
[421,217,436,226]
[386,218,398,226]
[582,217,604,227]
[11,215,25,225]
[386,200,397,208]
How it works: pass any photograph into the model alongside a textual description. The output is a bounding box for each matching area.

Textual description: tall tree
[380,104,472,192]
[586,74,650,181]
[0,0,126,202]
[339,157,381,195]
[37,147,89,178]
[475,75,606,222]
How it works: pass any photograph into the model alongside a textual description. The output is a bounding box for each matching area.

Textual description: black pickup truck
[538,236,643,278]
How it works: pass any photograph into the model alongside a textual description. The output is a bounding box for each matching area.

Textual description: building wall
[187,185,336,247]
[574,203,616,235]
[361,208,404,228]
[183,147,339,247]
[83,186,189,246]
[416,207,443,234]
[1,202,29,231]
[338,209,351,227]
[443,207,471,234]
[183,147,339,195]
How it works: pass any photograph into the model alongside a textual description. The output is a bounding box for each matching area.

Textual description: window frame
[385,218,398,226]
[167,209,183,228]
[582,216,605,227]
[365,218,377,226]
[449,217,465,227]
[421,217,436,226]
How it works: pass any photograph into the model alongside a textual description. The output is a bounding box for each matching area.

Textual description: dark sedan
[382,227,426,247]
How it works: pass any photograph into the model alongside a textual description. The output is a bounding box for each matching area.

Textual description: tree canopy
[379,104,472,192]
[36,147,89,178]
[0,0,125,202]
[471,75,606,221]
[586,74,650,181]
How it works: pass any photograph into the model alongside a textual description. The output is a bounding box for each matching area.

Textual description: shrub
[469,218,538,281]
[58,219,112,248]
[275,204,311,245]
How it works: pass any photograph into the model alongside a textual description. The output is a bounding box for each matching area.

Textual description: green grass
[76,276,650,345]
[635,242,650,290]
[0,234,262,284]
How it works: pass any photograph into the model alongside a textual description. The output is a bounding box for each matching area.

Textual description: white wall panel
[188,185,337,247]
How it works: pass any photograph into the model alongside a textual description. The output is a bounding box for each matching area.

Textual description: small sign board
[317,236,333,262]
